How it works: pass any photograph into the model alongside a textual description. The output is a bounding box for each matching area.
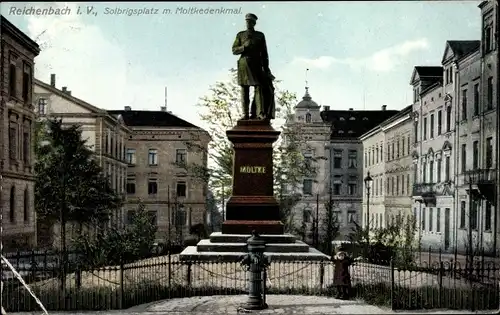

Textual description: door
[444,208,450,250]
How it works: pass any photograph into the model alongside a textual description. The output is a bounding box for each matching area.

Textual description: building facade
[0,16,40,250]
[34,74,131,247]
[360,105,414,231]
[108,108,210,243]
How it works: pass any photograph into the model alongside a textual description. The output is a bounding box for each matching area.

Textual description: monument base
[179,232,330,262]
[221,220,284,235]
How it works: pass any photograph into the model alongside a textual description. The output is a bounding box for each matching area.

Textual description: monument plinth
[222,120,284,235]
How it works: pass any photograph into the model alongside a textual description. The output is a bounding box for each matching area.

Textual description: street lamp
[364,171,373,245]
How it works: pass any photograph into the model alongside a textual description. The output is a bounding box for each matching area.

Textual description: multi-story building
[359,122,386,229]
[360,105,413,230]
[0,16,40,250]
[33,74,131,247]
[108,107,210,243]
[287,88,331,240]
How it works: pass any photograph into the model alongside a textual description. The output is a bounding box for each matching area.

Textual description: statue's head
[245,13,257,29]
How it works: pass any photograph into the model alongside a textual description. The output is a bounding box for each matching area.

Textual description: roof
[35,78,105,114]
[107,110,203,129]
[360,105,412,140]
[1,15,40,55]
[410,66,443,85]
[320,109,399,139]
[295,87,320,109]
[442,40,480,64]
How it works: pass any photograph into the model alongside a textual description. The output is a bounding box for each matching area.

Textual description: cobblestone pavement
[7,295,499,314]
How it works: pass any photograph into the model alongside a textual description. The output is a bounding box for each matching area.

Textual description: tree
[184,68,310,231]
[72,202,157,268]
[318,199,340,255]
[35,119,122,227]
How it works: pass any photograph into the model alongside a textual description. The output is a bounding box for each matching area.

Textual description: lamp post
[364,171,373,245]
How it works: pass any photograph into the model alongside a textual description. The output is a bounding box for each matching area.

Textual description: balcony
[412,182,454,206]
[464,168,496,204]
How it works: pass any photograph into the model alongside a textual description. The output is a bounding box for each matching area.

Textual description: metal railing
[2,249,499,312]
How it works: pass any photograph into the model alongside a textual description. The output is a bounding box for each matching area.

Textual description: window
[487,77,493,110]
[380,145,384,160]
[486,137,493,168]
[414,121,418,142]
[436,208,441,232]
[38,98,47,115]
[437,110,442,135]
[348,183,356,195]
[401,140,405,157]
[429,208,433,231]
[445,156,450,181]
[391,143,395,160]
[23,131,29,164]
[176,181,187,197]
[423,162,427,183]
[429,161,434,183]
[22,63,31,102]
[364,152,367,166]
[126,179,136,194]
[460,201,466,228]
[23,188,29,223]
[371,149,375,165]
[473,83,479,116]
[422,208,426,231]
[446,106,452,132]
[9,64,16,97]
[396,140,400,158]
[396,176,399,195]
[391,177,395,195]
[176,149,187,165]
[126,148,136,165]
[414,165,418,184]
[470,200,478,230]
[473,141,479,170]
[484,25,493,53]
[461,144,466,173]
[485,202,492,231]
[437,159,442,182]
[303,179,313,195]
[430,114,434,138]
[406,175,410,195]
[461,89,467,121]
[10,186,15,223]
[148,179,158,195]
[375,147,379,164]
[9,126,17,160]
[348,211,356,223]
[348,150,357,168]
[423,117,427,140]
[333,183,341,195]
[333,150,342,168]
[148,149,158,165]
[305,113,312,123]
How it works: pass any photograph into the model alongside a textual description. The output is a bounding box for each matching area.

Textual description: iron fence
[2,250,499,312]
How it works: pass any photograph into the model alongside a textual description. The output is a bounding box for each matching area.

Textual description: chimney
[382,105,387,111]
[124,106,131,111]
[323,105,330,111]
[349,108,353,111]
[50,74,56,87]
[62,86,67,92]
[161,106,167,112]
[66,91,72,96]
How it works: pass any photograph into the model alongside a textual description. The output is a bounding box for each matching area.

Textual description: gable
[441,42,454,65]
[34,84,95,115]
[409,68,420,86]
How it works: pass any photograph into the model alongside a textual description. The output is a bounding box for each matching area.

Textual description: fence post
[186,262,192,287]
[390,258,395,310]
[438,248,443,308]
[119,260,124,309]
[319,262,325,291]
[262,268,267,307]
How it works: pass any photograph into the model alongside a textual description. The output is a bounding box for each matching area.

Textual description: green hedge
[3,281,498,312]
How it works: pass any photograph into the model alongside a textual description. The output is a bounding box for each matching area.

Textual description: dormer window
[362,117,368,121]
[339,117,345,121]
[338,130,344,134]
[445,67,453,85]
[484,25,493,54]
[305,113,312,123]
[348,130,354,134]
[349,116,356,121]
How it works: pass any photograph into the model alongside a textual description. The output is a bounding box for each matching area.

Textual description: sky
[1,1,483,130]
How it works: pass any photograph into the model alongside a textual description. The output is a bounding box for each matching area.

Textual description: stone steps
[209,232,296,244]
[197,239,311,253]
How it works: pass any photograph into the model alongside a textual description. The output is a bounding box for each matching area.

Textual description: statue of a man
[232,13,276,121]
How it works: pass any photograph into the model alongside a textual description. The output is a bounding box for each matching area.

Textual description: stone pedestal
[221,120,284,235]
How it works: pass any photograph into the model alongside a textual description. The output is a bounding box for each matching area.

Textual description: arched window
[24,188,29,222]
[305,113,312,123]
[10,186,15,223]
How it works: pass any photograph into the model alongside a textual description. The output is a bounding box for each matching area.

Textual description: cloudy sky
[2,1,482,129]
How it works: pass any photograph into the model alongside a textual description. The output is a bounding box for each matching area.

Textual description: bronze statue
[232,13,276,121]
